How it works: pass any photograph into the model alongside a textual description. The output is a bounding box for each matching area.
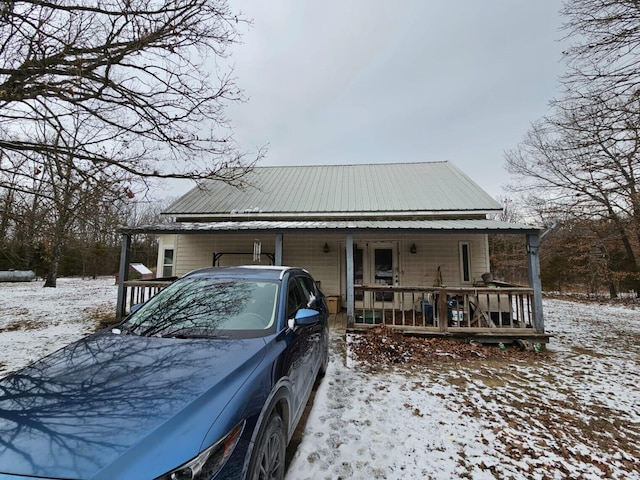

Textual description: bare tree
[0,0,263,285]
[0,0,259,194]
[505,93,640,296]
[28,110,129,286]
[502,1,640,294]
[560,0,640,102]
[0,151,51,272]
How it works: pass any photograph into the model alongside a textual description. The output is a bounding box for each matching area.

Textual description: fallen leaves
[349,325,542,368]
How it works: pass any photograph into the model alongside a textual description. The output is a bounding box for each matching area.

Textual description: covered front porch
[117,219,546,343]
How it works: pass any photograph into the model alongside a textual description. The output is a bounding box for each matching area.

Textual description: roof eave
[119,219,540,235]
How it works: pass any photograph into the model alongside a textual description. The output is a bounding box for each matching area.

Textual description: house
[117,161,547,343]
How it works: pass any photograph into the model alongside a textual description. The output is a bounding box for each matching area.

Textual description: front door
[351,242,398,309]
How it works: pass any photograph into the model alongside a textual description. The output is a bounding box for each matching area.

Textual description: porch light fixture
[410,243,417,254]
[323,243,330,253]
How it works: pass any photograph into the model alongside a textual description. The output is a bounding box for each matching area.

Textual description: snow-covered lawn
[1,278,639,479]
[0,277,117,375]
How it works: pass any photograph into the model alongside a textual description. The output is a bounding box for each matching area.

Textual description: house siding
[157,232,492,298]
[396,234,489,287]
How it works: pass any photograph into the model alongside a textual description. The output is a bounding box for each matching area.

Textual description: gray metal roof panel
[164,162,502,216]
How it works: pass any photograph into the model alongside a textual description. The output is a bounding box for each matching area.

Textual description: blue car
[0,266,329,480]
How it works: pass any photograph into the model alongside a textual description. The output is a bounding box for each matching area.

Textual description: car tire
[248,412,286,480]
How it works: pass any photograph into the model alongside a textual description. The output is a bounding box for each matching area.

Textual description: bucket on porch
[451,309,464,326]
[448,298,460,326]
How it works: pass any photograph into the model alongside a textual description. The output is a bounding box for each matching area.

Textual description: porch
[347,284,550,344]
[120,280,549,344]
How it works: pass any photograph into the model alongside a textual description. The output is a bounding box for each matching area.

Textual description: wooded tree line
[490,216,638,297]
[0,187,163,280]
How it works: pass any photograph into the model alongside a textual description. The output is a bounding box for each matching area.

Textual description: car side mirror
[294,308,320,327]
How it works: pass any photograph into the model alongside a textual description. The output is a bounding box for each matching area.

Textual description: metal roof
[163,162,503,219]
[121,219,540,235]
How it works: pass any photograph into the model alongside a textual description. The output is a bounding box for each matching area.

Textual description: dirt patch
[4,307,30,317]
[93,311,119,330]
[0,319,48,333]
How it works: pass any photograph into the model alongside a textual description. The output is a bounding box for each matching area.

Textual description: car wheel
[248,412,286,480]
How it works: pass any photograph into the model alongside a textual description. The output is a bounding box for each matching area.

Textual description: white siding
[161,232,493,298]
[280,235,340,295]
[398,234,489,287]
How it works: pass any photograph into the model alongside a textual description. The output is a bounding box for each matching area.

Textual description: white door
[351,242,398,309]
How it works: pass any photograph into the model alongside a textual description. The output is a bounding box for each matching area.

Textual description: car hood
[0,331,266,479]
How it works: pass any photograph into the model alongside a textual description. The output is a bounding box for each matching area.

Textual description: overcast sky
[215,1,567,200]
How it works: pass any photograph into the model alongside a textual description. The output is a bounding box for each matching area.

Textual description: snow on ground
[0,277,117,376]
[0,278,639,479]
[287,299,640,480]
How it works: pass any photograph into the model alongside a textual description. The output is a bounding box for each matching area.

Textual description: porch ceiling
[120,219,540,235]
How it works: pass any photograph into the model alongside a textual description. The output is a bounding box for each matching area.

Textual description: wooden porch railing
[119,281,537,335]
[122,279,174,315]
[353,285,536,333]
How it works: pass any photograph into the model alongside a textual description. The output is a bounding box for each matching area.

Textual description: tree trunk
[44,244,62,288]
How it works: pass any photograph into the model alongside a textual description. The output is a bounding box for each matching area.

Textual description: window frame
[162,248,174,277]
[459,241,471,283]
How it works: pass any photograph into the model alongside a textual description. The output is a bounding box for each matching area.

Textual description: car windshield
[121,277,279,338]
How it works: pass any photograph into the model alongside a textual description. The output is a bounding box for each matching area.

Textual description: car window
[286,280,305,320]
[122,277,279,338]
[295,276,316,308]
[297,275,319,308]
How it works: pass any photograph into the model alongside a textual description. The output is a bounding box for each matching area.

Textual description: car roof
[185,265,307,281]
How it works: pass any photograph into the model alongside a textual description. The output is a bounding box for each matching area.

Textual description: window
[298,274,327,312]
[286,280,305,320]
[297,276,316,308]
[374,248,393,301]
[162,249,174,277]
[353,246,364,301]
[459,242,471,283]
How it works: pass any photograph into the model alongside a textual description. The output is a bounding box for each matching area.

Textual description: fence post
[116,233,132,320]
[346,234,354,327]
[438,289,448,332]
[526,233,544,333]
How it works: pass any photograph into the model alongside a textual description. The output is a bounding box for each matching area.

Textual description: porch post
[346,233,354,327]
[116,232,132,320]
[274,233,283,266]
[526,233,544,333]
